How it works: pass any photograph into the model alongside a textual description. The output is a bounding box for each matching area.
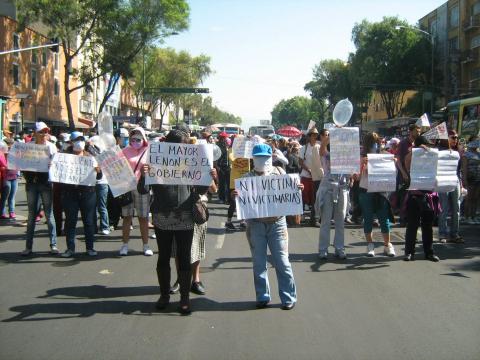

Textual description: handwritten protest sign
[435,150,460,192]
[49,153,97,186]
[196,139,207,145]
[235,174,303,220]
[145,142,213,186]
[96,146,137,197]
[424,122,448,140]
[7,142,51,172]
[367,154,397,192]
[329,127,360,174]
[307,120,316,131]
[409,148,438,190]
[232,136,253,159]
[323,123,335,130]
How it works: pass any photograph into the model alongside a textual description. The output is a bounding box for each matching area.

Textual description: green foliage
[349,16,431,118]
[271,96,324,129]
[189,96,241,126]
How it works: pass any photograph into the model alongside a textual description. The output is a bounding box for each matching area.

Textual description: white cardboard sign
[96,146,137,197]
[235,174,303,220]
[329,127,360,174]
[367,153,397,192]
[49,153,97,186]
[145,142,213,186]
[7,142,51,172]
[232,137,253,159]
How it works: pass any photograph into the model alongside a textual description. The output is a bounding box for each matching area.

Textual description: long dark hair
[165,129,189,144]
[362,132,378,156]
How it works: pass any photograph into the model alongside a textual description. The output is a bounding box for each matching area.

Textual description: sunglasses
[450,136,458,139]
[130,138,142,143]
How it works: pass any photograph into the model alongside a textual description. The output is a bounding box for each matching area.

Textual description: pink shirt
[122,145,148,180]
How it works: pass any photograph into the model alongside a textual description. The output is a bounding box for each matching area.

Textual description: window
[31,49,38,64]
[449,37,459,53]
[472,35,480,49]
[473,2,480,15]
[42,49,47,67]
[31,69,38,90]
[429,18,438,36]
[13,33,20,57]
[449,5,459,29]
[54,53,59,71]
[54,78,59,96]
[472,68,480,80]
[12,64,19,86]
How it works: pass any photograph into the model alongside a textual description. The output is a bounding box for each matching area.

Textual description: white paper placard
[7,142,51,172]
[232,137,253,159]
[96,146,137,197]
[49,153,97,186]
[235,174,303,220]
[435,150,460,192]
[367,153,397,192]
[409,148,438,191]
[145,142,213,186]
[329,127,360,174]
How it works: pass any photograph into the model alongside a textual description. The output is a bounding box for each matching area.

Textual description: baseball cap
[70,131,85,142]
[218,131,228,138]
[252,143,272,157]
[35,121,50,133]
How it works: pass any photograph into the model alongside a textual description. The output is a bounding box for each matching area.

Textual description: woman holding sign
[403,136,440,262]
[358,132,396,257]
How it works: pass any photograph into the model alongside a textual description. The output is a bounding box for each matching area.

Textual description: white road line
[215,222,226,249]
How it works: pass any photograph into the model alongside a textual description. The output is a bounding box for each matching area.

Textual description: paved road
[0,183,479,360]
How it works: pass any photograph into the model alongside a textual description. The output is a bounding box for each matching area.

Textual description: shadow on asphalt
[0,251,134,266]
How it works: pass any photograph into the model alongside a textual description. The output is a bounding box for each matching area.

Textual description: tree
[349,17,431,119]
[129,47,211,129]
[17,0,189,129]
[271,96,323,129]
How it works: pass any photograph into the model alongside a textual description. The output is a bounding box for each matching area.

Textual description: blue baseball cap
[252,143,272,157]
[70,131,85,142]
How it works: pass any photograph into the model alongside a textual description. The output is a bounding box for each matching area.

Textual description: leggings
[155,228,194,273]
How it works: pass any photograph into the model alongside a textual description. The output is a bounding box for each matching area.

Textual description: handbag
[191,189,209,225]
[117,149,147,207]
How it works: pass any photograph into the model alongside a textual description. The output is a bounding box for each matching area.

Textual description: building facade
[419,0,480,103]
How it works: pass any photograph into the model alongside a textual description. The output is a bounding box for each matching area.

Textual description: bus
[249,125,275,138]
[212,123,242,135]
[446,96,480,142]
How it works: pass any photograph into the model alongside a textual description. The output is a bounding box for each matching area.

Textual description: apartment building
[0,15,82,134]
[419,0,480,102]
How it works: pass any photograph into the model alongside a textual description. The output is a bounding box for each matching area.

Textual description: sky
[165,0,447,130]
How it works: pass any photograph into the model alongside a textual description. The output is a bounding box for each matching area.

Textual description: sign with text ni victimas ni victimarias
[145,142,213,186]
[235,174,303,220]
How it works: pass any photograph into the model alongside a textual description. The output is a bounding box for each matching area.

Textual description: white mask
[73,140,85,151]
[253,156,272,173]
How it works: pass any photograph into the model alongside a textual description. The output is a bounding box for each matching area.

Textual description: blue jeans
[1,178,18,214]
[95,183,110,232]
[358,191,391,234]
[26,182,57,249]
[63,189,96,251]
[246,217,296,305]
[438,184,460,238]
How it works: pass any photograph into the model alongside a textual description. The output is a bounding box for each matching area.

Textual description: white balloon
[97,111,114,137]
[212,144,222,161]
[100,133,116,149]
[333,98,353,127]
[0,140,8,153]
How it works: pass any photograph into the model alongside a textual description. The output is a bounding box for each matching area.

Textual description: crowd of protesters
[0,119,479,314]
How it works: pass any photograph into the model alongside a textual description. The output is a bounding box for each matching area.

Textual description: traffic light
[49,38,59,53]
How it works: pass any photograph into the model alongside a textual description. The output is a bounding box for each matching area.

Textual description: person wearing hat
[2,129,13,139]
[59,131,101,257]
[233,143,303,310]
[299,127,322,226]
[21,122,58,256]
[119,127,153,256]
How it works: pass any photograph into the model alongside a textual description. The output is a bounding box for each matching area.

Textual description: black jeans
[155,228,194,273]
[404,195,434,256]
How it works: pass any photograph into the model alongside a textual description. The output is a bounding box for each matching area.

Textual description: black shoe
[178,299,191,315]
[225,222,237,231]
[255,301,270,309]
[281,302,296,310]
[169,281,180,294]
[191,281,206,295]
[155,296,170,310]
[425,254,440,262]
[403,254,414,261]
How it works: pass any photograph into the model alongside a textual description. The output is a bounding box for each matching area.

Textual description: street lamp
[16,93,32,132]
[395,25,435,115]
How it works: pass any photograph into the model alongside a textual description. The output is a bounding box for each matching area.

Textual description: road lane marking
[215,222,226,249]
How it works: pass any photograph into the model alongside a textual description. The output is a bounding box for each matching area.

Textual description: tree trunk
[64,48,75,130]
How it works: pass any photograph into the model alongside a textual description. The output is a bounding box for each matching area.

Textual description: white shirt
[299,142,322,179]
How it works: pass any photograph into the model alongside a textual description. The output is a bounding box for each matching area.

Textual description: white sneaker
[150,233,156,239]
[50,245,59,254]
[366,242,375,257]
[86,249,97,256]
[119,244,129,256]
[143,244,153,256]
[384,243,395,257]
[100,229,110,235]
